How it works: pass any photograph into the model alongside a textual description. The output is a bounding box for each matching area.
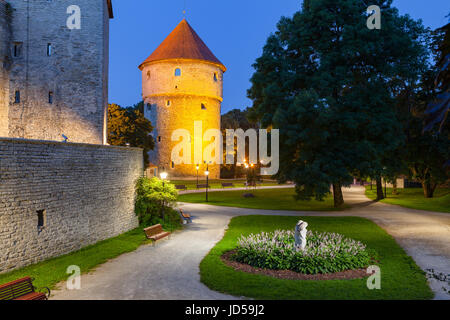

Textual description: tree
[220,108,258,178]
[405,122,449,197]
[135,177,178,222]
[107,102,155,167]
[391,25,450,198]
[403,65,450,198]
[248,0,428,206]
[424,17,450,132]
[221,108,257,131]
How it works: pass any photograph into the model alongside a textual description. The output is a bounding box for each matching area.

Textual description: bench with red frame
[0,277,50,300]
[196,184,210,189]
[175,185,187,191]
[143,224,171,242]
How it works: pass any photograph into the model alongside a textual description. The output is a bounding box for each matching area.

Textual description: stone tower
[0,0,113,144]
[139,19,226,179]
[0,0,11,137]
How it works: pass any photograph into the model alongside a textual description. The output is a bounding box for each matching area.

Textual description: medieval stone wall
[142,60,223,179]
[0,0,10,138]
[5,0,110,144]
[0,138,143,273]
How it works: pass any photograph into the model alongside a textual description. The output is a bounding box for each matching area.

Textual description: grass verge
[0,222,180,291]
[365,186,450,213]
[170,179,280,190]
[200,215,433,299]
[179,188,345,211]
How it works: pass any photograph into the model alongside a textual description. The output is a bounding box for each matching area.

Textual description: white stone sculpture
[294,220,308,251]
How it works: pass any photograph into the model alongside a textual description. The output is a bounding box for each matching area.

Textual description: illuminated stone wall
[0,138,143,274]
[142,60,223,179]
[0,1,10,137]
[2,0,110,144]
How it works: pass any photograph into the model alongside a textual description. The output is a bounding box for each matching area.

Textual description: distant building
[139,19,226,179]
[0,0,113,144]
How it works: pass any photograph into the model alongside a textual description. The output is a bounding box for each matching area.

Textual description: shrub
[135,177,179,229]
[140,207,182,232]
[233,230,371,274]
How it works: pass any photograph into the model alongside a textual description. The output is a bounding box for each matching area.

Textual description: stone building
[139,19,226,179]
[0,0,10,137]
[0,1,145,274]
[0,0,113,144]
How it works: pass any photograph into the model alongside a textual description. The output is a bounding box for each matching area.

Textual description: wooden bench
[0,277,50,300]
[221,182,235,188]
[144,224,171,242]
[175,185,187,191]
[179,209,192,224]
[196,184,210,189]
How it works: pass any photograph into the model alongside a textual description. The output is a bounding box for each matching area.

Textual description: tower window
[175,68,181,76]
[47,43,52,56]
[37,210,46,229]
[13,42,23,58]
[147,71,151,79]
[171,161,175,169]
[167,100,171,106]
[214,73,218,82]
[158,136,161,142]
[14,90,20,103]
[201,103,207,110]
[48,92,53,104]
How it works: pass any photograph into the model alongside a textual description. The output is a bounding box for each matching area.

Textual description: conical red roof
[139,19,226,71]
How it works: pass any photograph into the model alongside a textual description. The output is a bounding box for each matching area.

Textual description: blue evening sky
[109,0,450,114]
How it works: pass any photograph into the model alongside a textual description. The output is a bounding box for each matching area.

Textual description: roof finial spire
[183,0,187,18]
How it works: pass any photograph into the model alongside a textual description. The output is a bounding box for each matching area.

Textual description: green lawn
[178,188,344,211]
[0,228,153,291]
[365,186,450,213]
[170,179,280,190]
[200,215,433,300]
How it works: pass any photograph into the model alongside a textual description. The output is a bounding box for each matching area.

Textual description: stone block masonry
[0,0,11,138]
[2,0,112,144]
[0,138,143,273]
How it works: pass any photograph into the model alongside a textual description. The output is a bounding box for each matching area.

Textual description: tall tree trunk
[376,176,384,200]
[422,181,437,198]
[332,183,344,207]
[392,179,398,195]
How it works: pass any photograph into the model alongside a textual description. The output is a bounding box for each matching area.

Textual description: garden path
[52,186,450,300]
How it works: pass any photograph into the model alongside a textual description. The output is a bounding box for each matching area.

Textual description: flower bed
[233,230,372,274]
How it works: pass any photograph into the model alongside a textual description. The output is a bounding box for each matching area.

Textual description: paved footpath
[52,186,450,300]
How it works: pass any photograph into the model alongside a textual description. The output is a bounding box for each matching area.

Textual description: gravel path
[52,186,450,300]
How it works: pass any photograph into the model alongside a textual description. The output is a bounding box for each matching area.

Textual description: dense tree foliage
[248,0,429,206]
[135,177,179,225]
[221,108,259,178]
[424,19,450,132]
[387,16,450,198]
[107,102,155,167]
[221,108,258,131]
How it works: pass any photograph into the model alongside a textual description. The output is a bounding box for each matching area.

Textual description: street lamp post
[160,171,168,186]
[196,164,199,187]
[160,171,168,220]
[249,163,255,189]
[205,164,210,202]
